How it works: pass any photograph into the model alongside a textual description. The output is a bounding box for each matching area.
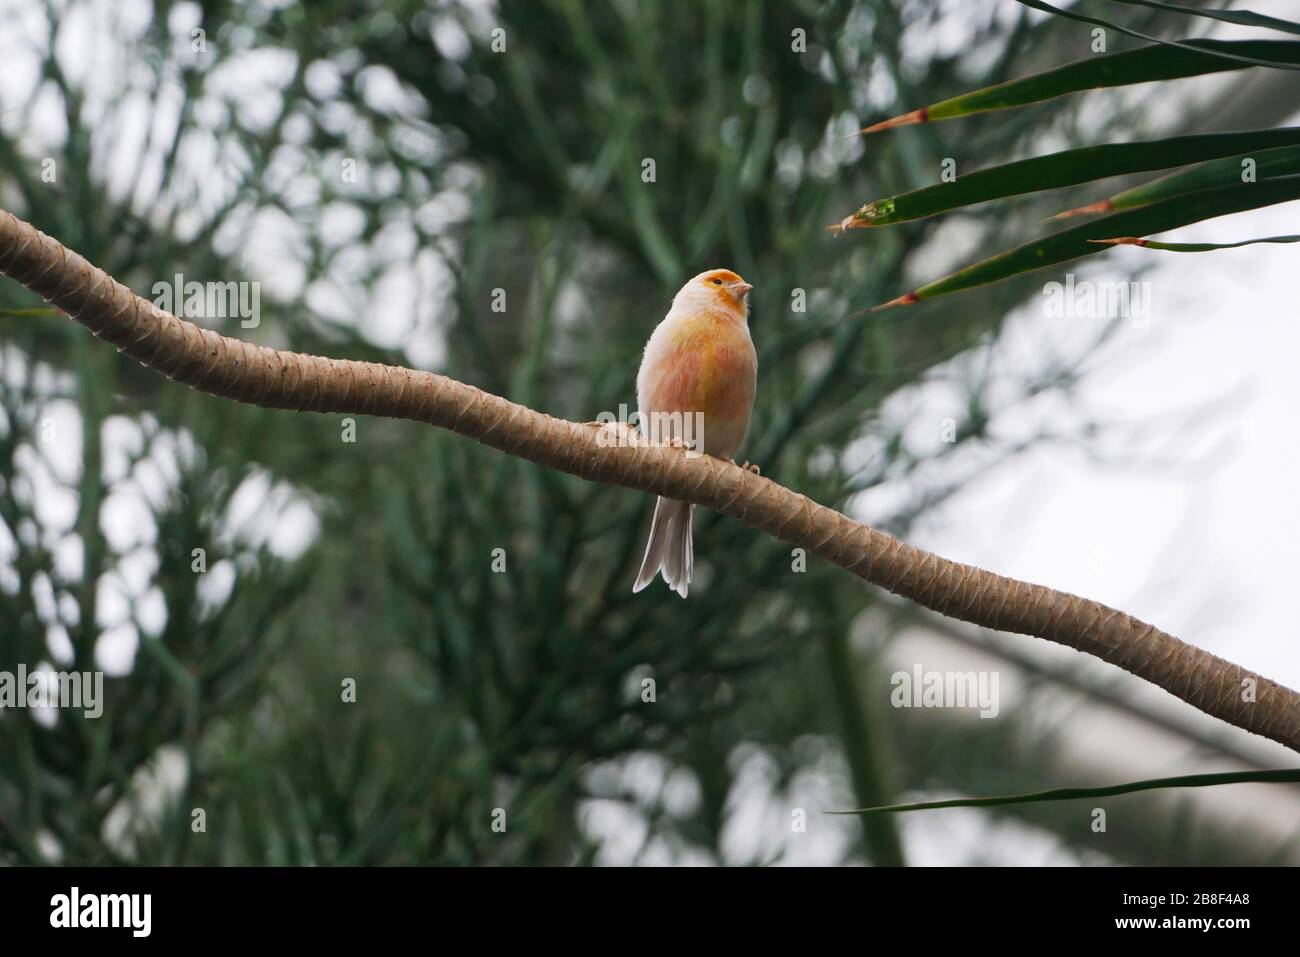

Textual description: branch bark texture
[2,208,1297,752]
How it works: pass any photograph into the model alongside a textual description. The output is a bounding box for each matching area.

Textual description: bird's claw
[730,458,761,476]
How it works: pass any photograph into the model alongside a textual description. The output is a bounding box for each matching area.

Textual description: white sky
[904,164,1300,694]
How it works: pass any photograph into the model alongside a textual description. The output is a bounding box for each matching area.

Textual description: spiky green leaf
[1017,0,1300,69]
[875,174,1300,307]
[1053,144,1300,218]
[859,39,1300,134]
[1090,234,1300,252]
[840,128,1300,228]
[1106,0,1300,36]
[832,768,1300,814]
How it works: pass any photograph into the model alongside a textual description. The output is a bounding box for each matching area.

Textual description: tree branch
[2,207,1298,753]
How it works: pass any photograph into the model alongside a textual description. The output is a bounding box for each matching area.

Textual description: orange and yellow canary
[633,269,758,597]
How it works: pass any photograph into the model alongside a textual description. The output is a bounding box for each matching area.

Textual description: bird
[633,268,758,597]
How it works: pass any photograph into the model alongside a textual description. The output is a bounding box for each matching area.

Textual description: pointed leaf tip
[829,213,865,235]
[1050,198,1114,221]
[873,292,919,311]
[858,107,928,135]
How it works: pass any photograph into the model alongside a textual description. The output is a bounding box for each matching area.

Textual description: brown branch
[2,207,1298,753]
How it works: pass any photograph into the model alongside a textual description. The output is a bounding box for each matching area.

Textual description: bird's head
[676,268,753,316]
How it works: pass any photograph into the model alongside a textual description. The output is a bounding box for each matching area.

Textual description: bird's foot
[730,458,761,476]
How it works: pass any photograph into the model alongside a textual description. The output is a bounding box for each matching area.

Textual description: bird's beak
[735,282,753,297]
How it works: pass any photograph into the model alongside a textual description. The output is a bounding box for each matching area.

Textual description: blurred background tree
[2,0,1297,865]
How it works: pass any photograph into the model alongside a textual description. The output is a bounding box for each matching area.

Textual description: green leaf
[831,768,1300,815]
[858,39,1300,133]
[875,174,1300,308]
[1017,0,1300,70]
[1053,144,1300,218]
[1090,233,1300,252]
[1105,0,1300,37]
[839,128,1300,228]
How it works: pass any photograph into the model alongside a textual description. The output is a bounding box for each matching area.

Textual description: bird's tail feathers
[632,497,693,598]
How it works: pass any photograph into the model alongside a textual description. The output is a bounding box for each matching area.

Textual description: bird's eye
[711,278,722,285]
